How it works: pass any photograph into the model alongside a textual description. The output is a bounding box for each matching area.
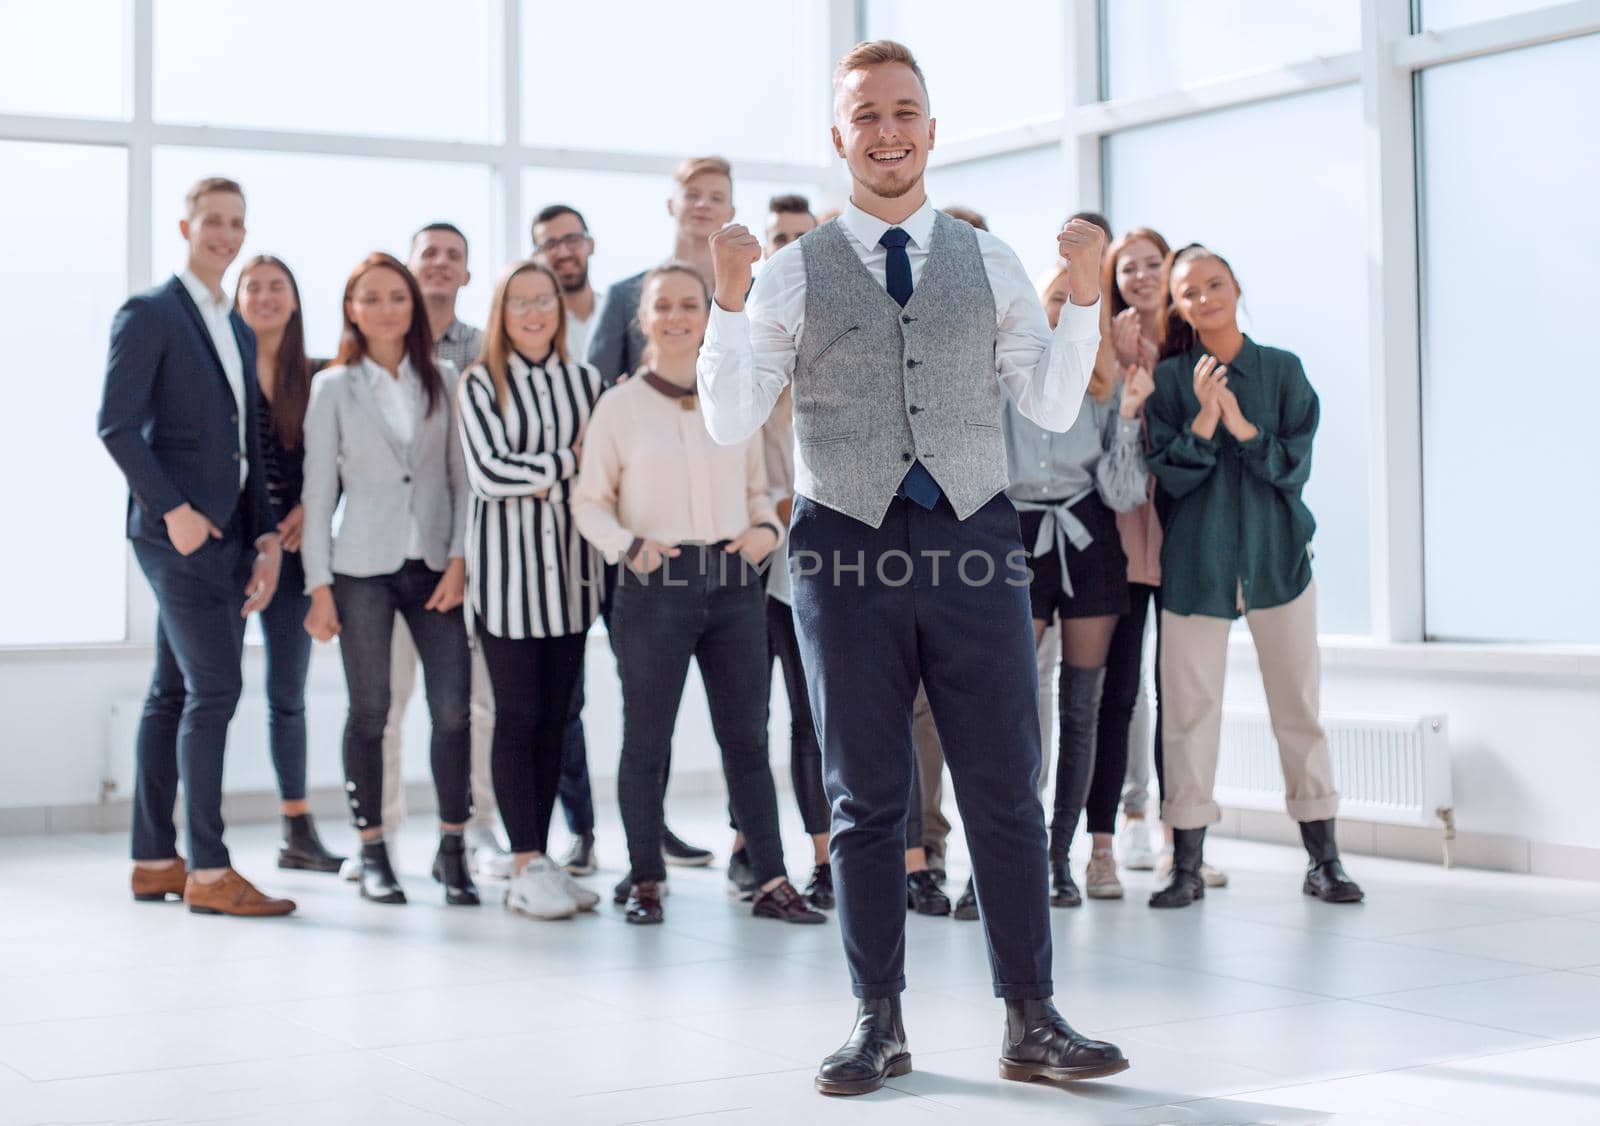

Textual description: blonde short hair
[833,40,929,105]
[673,155,732,188]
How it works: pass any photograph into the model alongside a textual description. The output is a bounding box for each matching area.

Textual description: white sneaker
[1121,818,1157,870]
[466,824,513,880]
[505,856,579,919]
[559,869,600,912]
[340,855,362,882]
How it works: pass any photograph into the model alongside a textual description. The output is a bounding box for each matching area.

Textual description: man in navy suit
[98,176,294,917]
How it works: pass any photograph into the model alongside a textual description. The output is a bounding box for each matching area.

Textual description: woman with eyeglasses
[301,251,477,908]
[458,260,605,920]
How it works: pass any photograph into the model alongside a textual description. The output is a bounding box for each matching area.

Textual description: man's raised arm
[696,223,798,445]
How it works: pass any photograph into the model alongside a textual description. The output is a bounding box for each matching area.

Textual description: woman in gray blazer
[301,252,477,908]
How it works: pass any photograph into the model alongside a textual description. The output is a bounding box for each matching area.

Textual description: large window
[928,146,1069,283]
[0,2,126,119]
[154,0,495,141]
[1419,33,1600,642]
[1106,86,1371,636]
[0,142,130,645]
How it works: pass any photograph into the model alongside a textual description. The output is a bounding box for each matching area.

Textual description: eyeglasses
[506,295,560,314]
[534,232,590,256]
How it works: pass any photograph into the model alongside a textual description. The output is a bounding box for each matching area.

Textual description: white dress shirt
[565,302,596,363]
[696,198,1101,447]
[178,269,247,487]
[360,355,427,558]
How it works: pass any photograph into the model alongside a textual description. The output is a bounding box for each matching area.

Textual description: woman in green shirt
[1143,244,1363,909]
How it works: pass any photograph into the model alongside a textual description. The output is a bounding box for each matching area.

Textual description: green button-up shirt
[1146,336,1318,618]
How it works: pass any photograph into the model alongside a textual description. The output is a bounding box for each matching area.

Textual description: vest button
[901,452,912,462]
[901,314,912,325]
[908,405,921,414]
[403,475,412,484]
[906,358,918,369]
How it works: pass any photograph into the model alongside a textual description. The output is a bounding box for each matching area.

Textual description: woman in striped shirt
[458,259,604,920]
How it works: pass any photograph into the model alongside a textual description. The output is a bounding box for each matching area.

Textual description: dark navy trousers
[789,492,1054,1000]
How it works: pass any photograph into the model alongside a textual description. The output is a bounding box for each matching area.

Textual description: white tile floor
[6,800,1600,1125]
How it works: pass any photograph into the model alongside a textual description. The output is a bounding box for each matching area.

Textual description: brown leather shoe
[184,869,297,917]
[753,879,828,924]
[132,858,188,902]
[624,881,664,925]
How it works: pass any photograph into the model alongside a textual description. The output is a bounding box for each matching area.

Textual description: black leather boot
[952,876,980,920]
[431,833,481,906]
[1300,819,1365,903]
[815,996,910,1096]
[1149,827,1206,908]
[1048,666,1104,908]
[999,998,1128,1084]
[907,869,951,915]
[277,813,345,873]
[358,839,406,905]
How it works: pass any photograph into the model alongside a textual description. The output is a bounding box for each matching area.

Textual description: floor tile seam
[1348,965,1569,1003]
[650,1014,851,1070]
[567,1060,819,1100]
[1357,932,1569,969]
[366,1045,523,1115]
[13,1043,371,1086]
[1338,991,1572,1043]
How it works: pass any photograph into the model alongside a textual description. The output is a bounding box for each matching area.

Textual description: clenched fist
[709,223,762,313]
[1057,218,1106,306]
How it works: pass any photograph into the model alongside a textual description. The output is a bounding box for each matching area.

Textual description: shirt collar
[361,354,417,385]
[842,197,937,253]
[178,269,226,313]
[1227,335,1259,377]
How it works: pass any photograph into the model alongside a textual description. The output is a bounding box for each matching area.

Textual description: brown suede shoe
[132,858,188,902]
[184,869,297,917]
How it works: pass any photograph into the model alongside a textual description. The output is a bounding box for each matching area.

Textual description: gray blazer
[300,358,469,591]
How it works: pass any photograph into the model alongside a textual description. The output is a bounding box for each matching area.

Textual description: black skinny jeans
[767,595,832,837]
[612,547,785,886]
[332,561,472,830]
[479,629,587,854]
[1085,581,1163,833]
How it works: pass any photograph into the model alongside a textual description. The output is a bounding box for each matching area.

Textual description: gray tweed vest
[792,212,1008,528]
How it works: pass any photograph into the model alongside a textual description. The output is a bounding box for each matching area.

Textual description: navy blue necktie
[879,227,941,510]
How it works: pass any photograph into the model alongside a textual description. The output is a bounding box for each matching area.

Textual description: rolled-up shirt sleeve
[697,245,806,446]
[982,233,1099,434]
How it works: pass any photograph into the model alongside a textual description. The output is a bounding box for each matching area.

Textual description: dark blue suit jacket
[98,275,272,551]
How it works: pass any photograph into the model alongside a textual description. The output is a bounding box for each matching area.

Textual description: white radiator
[1217,709,1453,831]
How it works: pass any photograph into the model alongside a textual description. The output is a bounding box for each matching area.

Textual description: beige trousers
[1159,581,1339,831]
[915,622,1059,862]
[381,615,497,831]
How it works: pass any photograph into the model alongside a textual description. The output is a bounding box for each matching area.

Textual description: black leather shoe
[661,826,713,867]
[1050,854,1082,908]
[624,881,664,925]
[1149,828,1206,909]
[999,997,1129,1084]
[927,866,948,886]
[727,847,758,900]
[815,996,910,1096]
[804,862,835,910]
[1300,819,1365,902]
[906,870,951,916]
[431,834,481,906]
[953,876,980,920]
[752,879,827,924]
[358,840,406,905]
[277,813,345,873]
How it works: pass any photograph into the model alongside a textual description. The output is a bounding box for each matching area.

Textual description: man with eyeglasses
[531,204,600,362]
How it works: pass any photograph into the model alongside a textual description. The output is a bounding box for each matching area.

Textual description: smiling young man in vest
[699,40,1128,1095]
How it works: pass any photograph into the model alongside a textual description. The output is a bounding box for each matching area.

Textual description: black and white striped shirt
[457,351,604,639]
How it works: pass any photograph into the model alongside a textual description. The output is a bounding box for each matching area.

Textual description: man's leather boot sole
[999,1055,1130,1084]
[814,1052,911,1096]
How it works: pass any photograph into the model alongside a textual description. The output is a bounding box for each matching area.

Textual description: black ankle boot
[278,813,345,873]
[999,997,1129,1084]
[1300,819,1365,903]
[1049,850,1081,908]
[359,839,405,904]
[431,833,481,906]
[815,996,910,1096]
[1149,827,1206,908]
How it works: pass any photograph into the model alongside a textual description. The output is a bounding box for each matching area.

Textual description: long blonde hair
[477,259,569,412]
[1035,261,1120,403]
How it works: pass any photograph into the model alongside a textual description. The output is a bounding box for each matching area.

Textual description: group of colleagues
[100,37,1367,1097]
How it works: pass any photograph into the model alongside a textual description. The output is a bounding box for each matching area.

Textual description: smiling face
[832,61,935,205]
[407,228,470,302]
[1116,238,1165,315]
[668,172,735,242]
[502,267,561,360]
[237,261,296,336]
[638,270,708,365]
[1169,254,1241,336]
[531,210,593,293]
[180,190,246,281]
[347,264,415,352]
